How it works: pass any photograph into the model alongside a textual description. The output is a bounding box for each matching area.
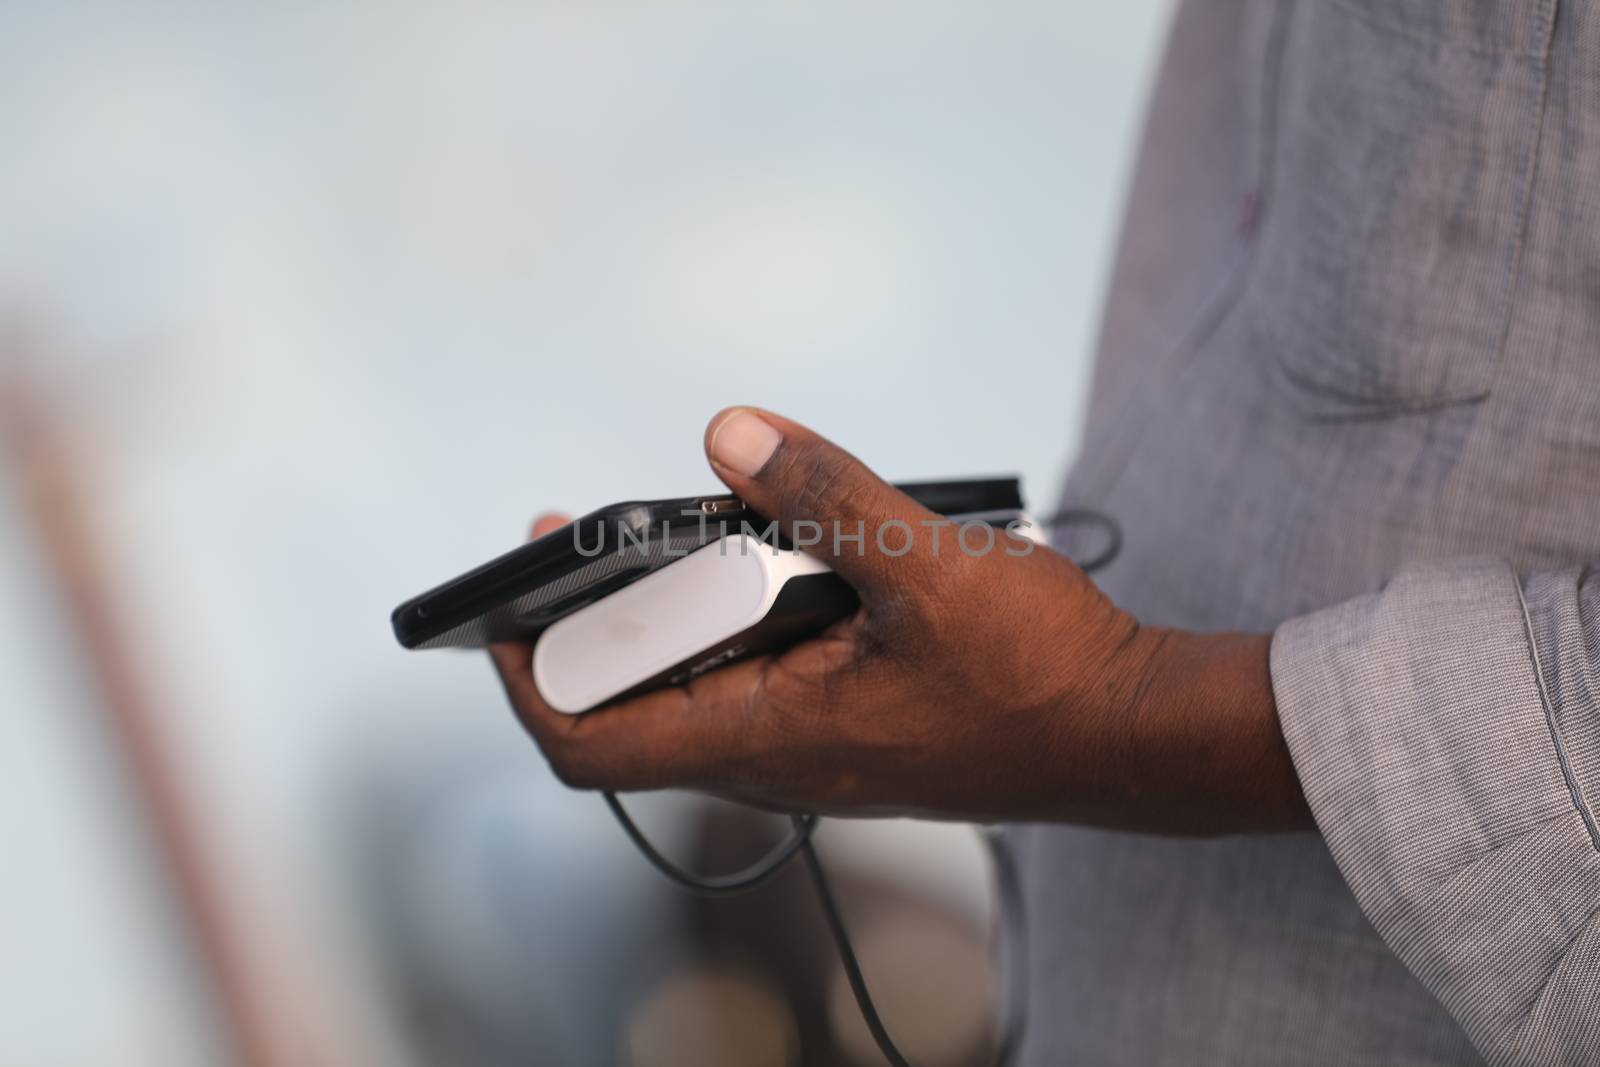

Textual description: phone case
[392,478,1022,650]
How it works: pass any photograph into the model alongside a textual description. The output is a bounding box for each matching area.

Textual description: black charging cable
[603,793,819,897]
[601,507,1118,1067]
[1042,506,1122,575]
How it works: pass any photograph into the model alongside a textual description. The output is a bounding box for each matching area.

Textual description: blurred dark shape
[343,729,1001,1067]
[684,806,997,1067]
[342,740,687,1064]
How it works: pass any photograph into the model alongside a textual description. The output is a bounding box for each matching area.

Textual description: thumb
[703,406,946,590]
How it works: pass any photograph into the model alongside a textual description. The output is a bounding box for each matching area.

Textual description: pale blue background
[0,3,1172,1062]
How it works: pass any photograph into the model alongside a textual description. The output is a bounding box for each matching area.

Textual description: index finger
[488,639,773,792]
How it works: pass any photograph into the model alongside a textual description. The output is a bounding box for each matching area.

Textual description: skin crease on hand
[488,407,1312,836]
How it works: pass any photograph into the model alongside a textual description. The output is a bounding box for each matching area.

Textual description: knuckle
[784,444,860,521]
[545,742,600,791]
[550,759,595,792]
[873,561,977,646]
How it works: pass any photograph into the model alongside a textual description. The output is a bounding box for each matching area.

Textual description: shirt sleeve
[1271,557,1600,1066]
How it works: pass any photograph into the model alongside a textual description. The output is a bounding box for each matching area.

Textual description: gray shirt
[1016,2,1600,1063]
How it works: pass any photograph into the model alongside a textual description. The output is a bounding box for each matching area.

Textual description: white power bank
[532,534,857,714]
[533,512,1040,714]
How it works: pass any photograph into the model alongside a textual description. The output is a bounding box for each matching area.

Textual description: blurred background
[0,2,1171,1064]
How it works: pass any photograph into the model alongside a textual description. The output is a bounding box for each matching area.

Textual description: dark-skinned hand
[489,408,1309,833]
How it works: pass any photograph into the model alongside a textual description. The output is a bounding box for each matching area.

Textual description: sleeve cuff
[1271,557,1600,1064]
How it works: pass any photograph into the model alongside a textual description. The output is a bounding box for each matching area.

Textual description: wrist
[1113,626,1310,834]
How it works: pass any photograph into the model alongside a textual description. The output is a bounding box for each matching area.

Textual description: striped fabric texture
[1014,1,1600,1063]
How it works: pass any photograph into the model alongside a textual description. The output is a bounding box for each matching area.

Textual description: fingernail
[709,409,782,476]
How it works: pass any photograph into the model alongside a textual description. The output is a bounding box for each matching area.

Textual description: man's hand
[489,408,1309,833]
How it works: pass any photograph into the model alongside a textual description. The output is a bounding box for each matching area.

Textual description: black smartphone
[392,477,1024,650]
